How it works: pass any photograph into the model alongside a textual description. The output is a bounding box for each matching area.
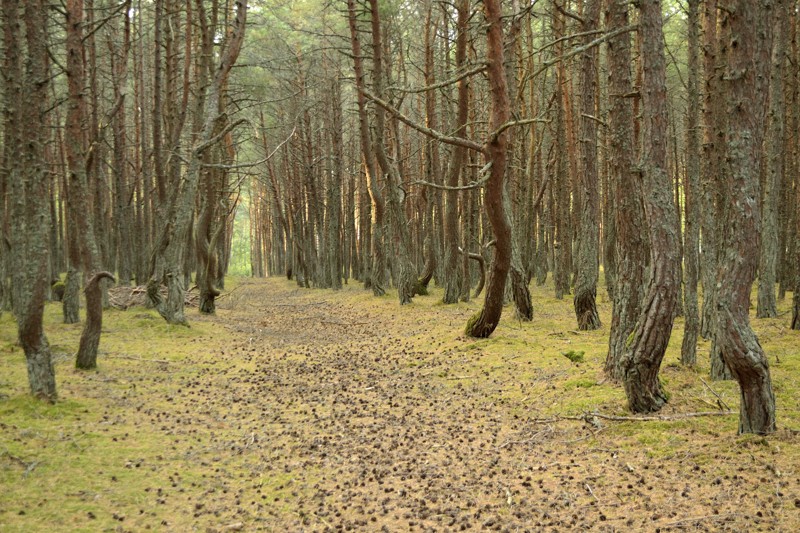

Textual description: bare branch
[389,63,488,94]
[413,163,492,191]
[360,87,485,153]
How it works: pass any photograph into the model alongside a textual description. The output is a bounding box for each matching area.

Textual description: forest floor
[1,276,800,532]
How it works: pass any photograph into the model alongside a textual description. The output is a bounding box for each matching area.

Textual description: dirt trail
[164,278,799,532]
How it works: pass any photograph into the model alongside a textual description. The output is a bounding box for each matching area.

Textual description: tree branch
[390,63,488,94]
[360,87,485,153]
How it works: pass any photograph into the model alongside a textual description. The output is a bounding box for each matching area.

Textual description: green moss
[464,311,482,335]
[561,350,585,363]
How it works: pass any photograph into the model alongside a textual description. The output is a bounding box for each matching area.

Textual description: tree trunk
[715,0,776,435]
[76,272,115,369]
[621,0,680,414]
[757,3,785,319]
[573,0,601,331]
[4,0,57,401]
[346,0,386,297]
[553,4,572,300]
[605,0,647,381]
[443,0,470,304]
[465,0,511,338]
[681,0,701,367]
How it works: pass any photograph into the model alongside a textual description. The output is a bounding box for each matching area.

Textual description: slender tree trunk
[681,0,701,366]
[573,0,601,330]
[757,3,785,319]
[465,0,511,338]
[443,0,470,304]
[714,0,776,435]
[553,4,571,300]
[621,0,680,413]
[346,0,386,297]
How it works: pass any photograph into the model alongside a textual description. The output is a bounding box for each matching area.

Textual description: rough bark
[4,0,57,401]
[63,0,102,324]
[465,0,511,338]
[573,0,601,331]
[443,0,470,305]
[605,0,647,381]
[756,3,785,319]
[553,4,572,300]
[715,0,776,435]
[621,0,681,414]
[76,272,115,369]
[681,0,701,367]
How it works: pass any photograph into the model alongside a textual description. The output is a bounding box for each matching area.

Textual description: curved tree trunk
[465,0,511,338]
[76,272,115,369]
[5,0,57,401]
[573,0,601,331]
[621,0,680,414]
[715,0,776,435]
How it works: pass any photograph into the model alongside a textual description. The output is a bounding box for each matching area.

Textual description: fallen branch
[533,410,735,424]
[700,377,732,411]
[107,354,172,364]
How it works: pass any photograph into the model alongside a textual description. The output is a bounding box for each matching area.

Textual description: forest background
[2,0,798,430]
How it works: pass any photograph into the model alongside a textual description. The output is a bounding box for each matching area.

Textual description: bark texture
[573,0,601,331]
[681,0,701,366]
[621,0,680,413]
[715,0,776,434]
[465,0,511,338]
[76,272,116,370]
[4,0,57,401]
[605,0,647,380]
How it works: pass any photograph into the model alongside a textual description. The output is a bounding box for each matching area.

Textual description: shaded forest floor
[2,276,800,532]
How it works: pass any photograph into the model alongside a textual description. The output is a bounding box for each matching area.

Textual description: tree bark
[605,0,647,381]
[715,0,776,435]
[756,3,785,319]
[465,0,511,338]
[4,0,57,401]
[621,0,681,414]
[346,0,386,297]
[76,272,115,369]
[573,0,601,331]
[681,0,701,367]
[443,0,470,305]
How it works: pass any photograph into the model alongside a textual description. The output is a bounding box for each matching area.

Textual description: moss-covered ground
[1,277,799,531]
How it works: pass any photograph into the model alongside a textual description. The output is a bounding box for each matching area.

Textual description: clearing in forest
[1,277,800,531]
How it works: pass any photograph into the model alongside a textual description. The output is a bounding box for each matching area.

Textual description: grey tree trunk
[573,0,601,331]
[76,272,115,369]
[756,4,785,319]
[4,0,57,401]
[715,0,776,435]
[621,0,681,414]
